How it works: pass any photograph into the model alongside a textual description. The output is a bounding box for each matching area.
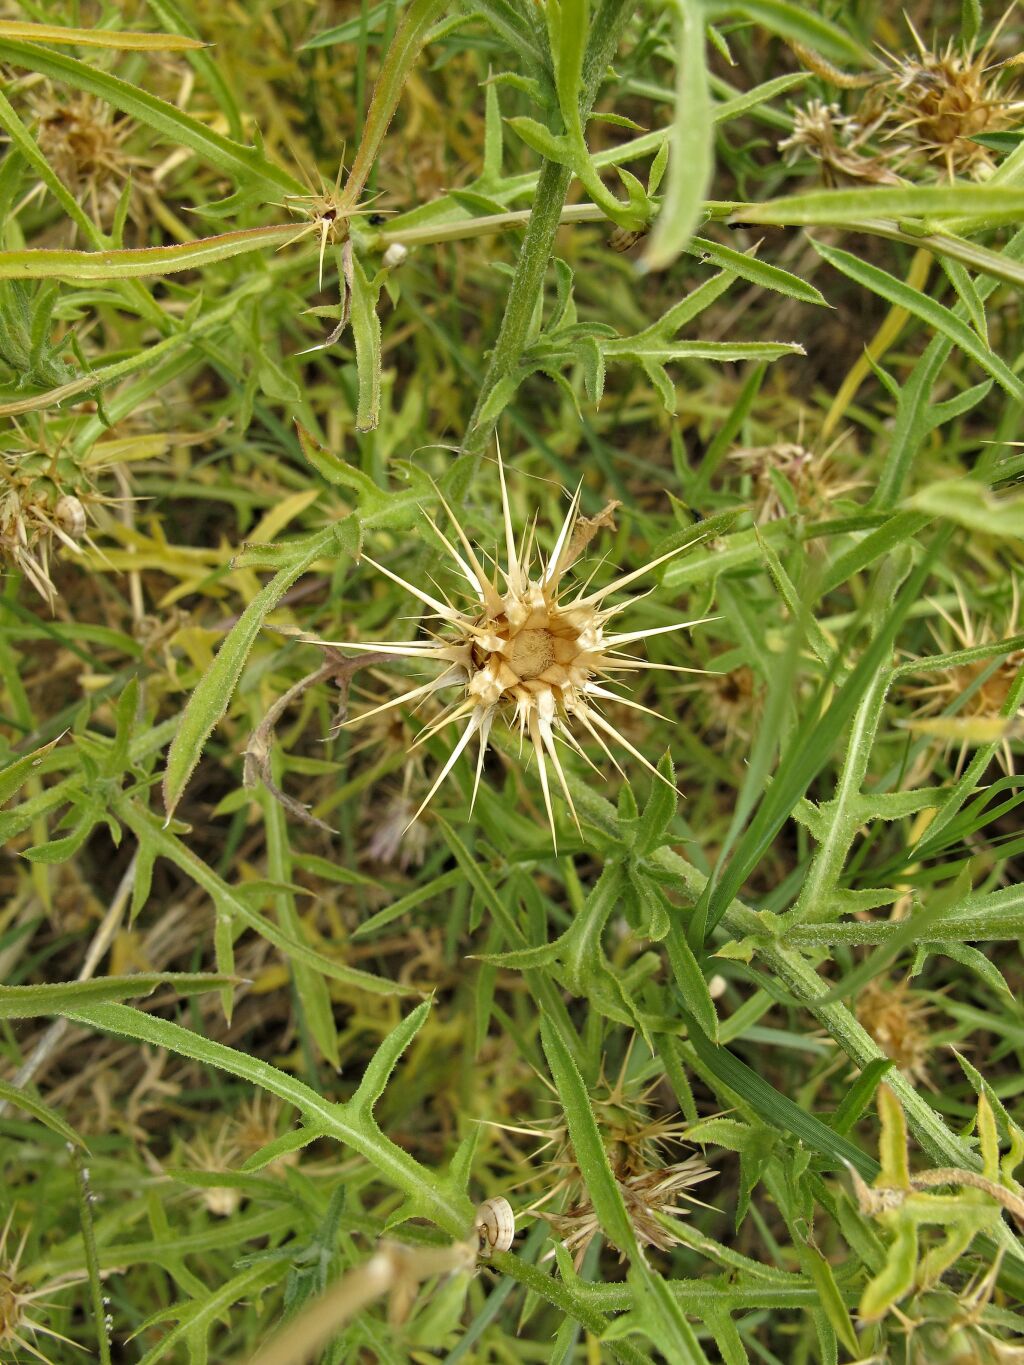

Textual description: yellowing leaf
[247,489,321,544]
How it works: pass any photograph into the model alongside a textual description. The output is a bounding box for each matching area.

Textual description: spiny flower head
[27,86,147,229]
[313,453,707,845]
[545,1161,712,1268]
[881,18,1024,180]
[0,1212,81,1364]
[0,422,109,607]
[487,1045,713,1267]
[729,432,864,523]
[789,18,1024,183]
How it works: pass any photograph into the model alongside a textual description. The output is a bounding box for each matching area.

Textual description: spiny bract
[314,454,707,844]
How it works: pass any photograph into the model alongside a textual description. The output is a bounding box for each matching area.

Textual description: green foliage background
[1,0,1024,1360]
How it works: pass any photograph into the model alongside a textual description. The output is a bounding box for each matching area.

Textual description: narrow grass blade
[0,20,205,48]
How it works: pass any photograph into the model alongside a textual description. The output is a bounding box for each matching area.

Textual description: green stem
[462,0,639,457]
[70,1146,113,1365]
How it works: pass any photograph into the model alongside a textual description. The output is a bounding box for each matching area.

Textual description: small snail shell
[382,242,408,270]
[475,1196,514,1257]
[54,495,87,540]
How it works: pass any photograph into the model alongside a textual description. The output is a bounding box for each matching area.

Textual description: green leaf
[644,0,713,271]
[920,941,1012,1000]
[0,735,64,804]
[831,1060,893,1136]
[625,1262,710,1364]
[799,1242,858,1355]
[0,40,304,196]
[339,0,449,209]
[604,339,805,411]
[68,1002,474,1236]
[0,19,205,48]
[634,753,678,857]
[162,524,347,817]
[691,238,828,305]
[732,185,1024,227]
[116,800,409,999]
[295,427,431,527]
[548,0,588,129]
[259,782,338,1067]
[700,529,950,939]
[813,241,1024,403]
[540,1015,640,1258]
[22,807,102,863]
[683,1014,878,1178]
[702,0,870,64]
[960,0,982,45]
[0,274,272,418]
[0,227,299,280]
[507,116,572,166]
[628,866,672,941]
[817,872,970,1004]
[349,1001,431,1118]
[349,253,386,431]
[0,1077,87,1148]
[665,931,718,1041]
[905,479,1024,538]
[0,972,232,1019]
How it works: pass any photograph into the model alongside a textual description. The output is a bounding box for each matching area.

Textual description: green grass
[2,0,1024,1361]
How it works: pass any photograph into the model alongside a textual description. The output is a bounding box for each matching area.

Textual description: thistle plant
[3,1,1024,1363]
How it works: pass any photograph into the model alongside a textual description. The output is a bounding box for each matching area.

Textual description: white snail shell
[475,1196,514,1257]
[382,242,408,270]
[54,495,87,539]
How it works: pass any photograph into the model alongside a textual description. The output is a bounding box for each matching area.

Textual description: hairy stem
[462,0,639,457]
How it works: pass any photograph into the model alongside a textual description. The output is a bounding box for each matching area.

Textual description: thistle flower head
[0,1212,81,1364]
[856,976,934,1086]
[730,432,864,523]
[778,99,901,186]
[900,584,1023,775]
[313,453,707,845]
[486,1045,713,1267]
[880,18,1024,180]
[788,19,1024,183]
[691,662,760,747]
[26,86,147,228]
[277,155,386,290]
[0,421,108,607]
[176,1128,244,1217]
[546,1160,713,1268]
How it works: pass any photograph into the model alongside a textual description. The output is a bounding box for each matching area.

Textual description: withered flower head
[492,1048,713,1268]
[546,1159,713,1268]
[27,86,146,226]
[730,433,864,523]
[856,976,934,1085]
[778,98,902,186]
